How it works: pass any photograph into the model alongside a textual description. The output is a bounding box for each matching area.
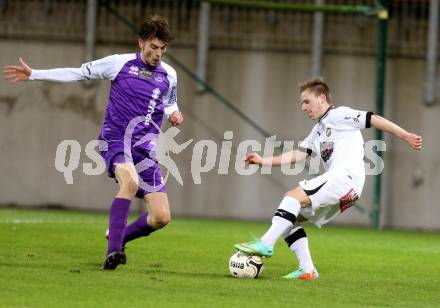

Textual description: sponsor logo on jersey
[129,65,139,76]
[339,188,359,213]
[145,88,161,126]
[344,113,360,123]
[139,68,152,80]
[320,141,334,162]
[152,88,161,99]
[168,87,177,105]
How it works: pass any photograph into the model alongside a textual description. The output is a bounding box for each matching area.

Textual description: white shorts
[298,170,364,227]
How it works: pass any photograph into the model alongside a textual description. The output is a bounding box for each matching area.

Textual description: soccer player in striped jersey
[3,15,184,270]
[235,78,422,279]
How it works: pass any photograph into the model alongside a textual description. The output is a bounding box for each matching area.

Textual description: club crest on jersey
[129,65,139,76]
[326,128,332,137]
[153,72,164,83]
[139,69,152,80]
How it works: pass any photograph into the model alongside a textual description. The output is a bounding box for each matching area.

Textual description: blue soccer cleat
[234,239,273,257]
[283,267,319,280]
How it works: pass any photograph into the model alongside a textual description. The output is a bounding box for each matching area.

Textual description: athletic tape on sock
[274,209,297,224]
[284,227,307,247]
[273,196,301,224]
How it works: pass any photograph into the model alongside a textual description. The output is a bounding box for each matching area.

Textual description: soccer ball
[229,251,264,278]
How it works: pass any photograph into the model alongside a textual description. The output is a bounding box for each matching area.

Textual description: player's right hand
[244,152,263,165]
[3,57,32,83]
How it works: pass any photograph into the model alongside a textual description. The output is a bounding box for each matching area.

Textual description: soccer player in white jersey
[3,16,184,270]
[235,78,423,279]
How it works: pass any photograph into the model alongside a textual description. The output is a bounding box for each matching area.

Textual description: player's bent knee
[118,179,139,198]
[283,192,302,205]
[284,191,298,199]
[285,187,310,207]
[149,213,171,229]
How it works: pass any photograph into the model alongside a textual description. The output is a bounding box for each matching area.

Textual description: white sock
[290,234,315,273]
[260,196,301,247]
[260,216,292,247]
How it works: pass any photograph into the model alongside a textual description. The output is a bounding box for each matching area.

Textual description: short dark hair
[138,15,174,43]
[299,77,332,104]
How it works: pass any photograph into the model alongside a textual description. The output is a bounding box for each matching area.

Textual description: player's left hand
[405,133,423,150]
[168,111,183,126]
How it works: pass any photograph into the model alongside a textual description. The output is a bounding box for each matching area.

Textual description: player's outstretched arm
[370,115,423,150]
[244,150,308,166]
[3,57,32,83]
[4,55,122,83]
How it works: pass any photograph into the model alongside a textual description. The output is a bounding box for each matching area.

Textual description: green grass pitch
[0,208,439,307]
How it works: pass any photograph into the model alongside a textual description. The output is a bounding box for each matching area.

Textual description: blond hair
[299,77,332,104]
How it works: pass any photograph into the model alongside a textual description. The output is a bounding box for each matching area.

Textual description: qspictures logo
[54,121,386,186]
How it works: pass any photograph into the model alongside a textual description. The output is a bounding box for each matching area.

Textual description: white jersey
[297,106,372,227]
[300,106,373,178]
